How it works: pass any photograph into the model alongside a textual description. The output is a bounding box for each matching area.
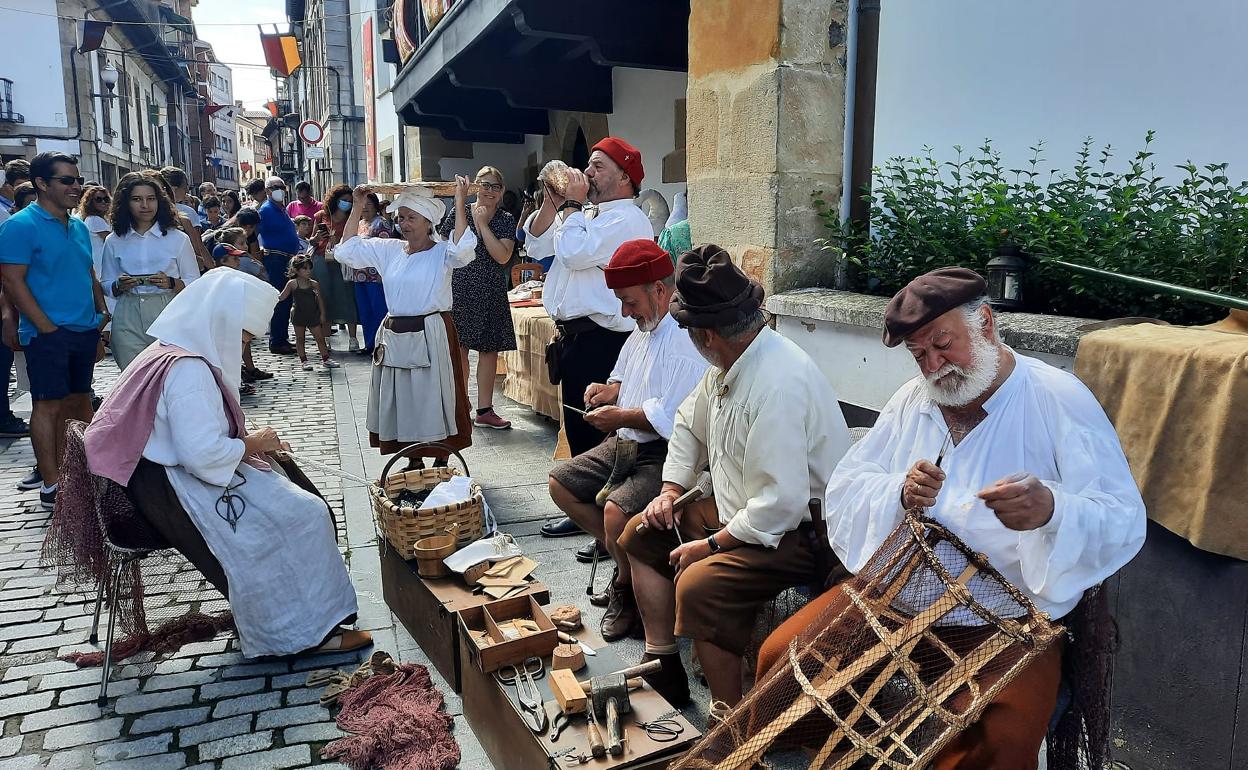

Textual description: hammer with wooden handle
[635,471,713,537]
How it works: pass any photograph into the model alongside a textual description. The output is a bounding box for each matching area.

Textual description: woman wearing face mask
[436,166,518,429]
[312,185,360,350]
[100,173,200,370]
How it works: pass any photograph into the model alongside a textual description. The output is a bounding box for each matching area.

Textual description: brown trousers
[756,586,1063,770]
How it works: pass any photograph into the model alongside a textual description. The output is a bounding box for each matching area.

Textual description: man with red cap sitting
[547,239,707,641]
[755,267,1146,770]
[617,245,852,709]
[536,137,656,547]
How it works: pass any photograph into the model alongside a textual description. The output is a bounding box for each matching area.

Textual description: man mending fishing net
[749,267,1147,769]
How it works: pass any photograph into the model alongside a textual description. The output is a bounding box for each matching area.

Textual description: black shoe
[575,540,610,564]
[248,367,274,380]
[0,414,30,438]
[589,567,617,608]
[356,347,374,356]
[541,516,584,538]
[16,467,41,491]
[600,583,641,642]
[269,343,296,355]
[641,652,690,707]
[241,367,256,384]
[39,487,56,511]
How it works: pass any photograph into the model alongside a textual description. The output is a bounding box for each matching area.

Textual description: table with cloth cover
[501,304,570,460]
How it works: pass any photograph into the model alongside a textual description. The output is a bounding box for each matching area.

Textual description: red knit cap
[591,136,645,188]
[604,239,673,289]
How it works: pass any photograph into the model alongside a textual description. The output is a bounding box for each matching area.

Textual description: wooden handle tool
[578,660,660,693]
[586,705,606,758]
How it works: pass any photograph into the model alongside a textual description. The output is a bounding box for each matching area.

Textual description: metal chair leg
[97,559,125,707]
[89,570,106,645]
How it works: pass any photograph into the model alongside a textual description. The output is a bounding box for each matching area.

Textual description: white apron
[367,313,459,443]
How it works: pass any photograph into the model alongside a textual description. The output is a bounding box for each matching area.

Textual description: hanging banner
[363,16,377,181]
[77,19,110,53]
[259,26,301,77]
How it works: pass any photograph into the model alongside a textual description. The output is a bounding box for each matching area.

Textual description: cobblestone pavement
[0,334,714,769]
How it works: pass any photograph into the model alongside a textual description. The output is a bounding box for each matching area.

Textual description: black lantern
[986,245,1027,311]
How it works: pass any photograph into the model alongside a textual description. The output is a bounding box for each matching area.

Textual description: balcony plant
[816,133,1248,325]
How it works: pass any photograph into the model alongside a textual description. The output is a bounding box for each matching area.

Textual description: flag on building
[204,104,238,121]
[77,19,110,53]
[259,27,301,77]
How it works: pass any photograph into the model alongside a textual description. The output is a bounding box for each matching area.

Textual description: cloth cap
[604,239,673,289]
[392,188,446,241]
[591,137,644,188]
[882,267,987,347]
[669,244,765,328]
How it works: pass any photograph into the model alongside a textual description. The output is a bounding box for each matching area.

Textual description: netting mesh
[672,512,1062,770]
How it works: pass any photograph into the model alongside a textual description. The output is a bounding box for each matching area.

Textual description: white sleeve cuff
[641,397,673,439]
[725,514,782,549]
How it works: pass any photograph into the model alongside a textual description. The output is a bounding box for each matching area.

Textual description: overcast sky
[195,0,287,109]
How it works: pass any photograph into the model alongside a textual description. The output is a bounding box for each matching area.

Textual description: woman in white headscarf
[85,269,366,657]
[333,179,478,467]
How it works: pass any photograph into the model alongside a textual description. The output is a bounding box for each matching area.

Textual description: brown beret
[670,244,765,328]
[882,267,987,347]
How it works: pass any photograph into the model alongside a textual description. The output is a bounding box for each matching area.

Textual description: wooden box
[460,632,700,770]
[459,594,558,673]
[378,541,549,692]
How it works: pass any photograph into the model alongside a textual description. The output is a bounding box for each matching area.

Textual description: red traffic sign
[298,120,325,145]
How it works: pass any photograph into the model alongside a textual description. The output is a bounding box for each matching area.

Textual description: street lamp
[92,62,120,100]
[986,244,1028,311]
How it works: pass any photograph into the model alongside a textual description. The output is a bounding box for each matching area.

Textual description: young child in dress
[278,256,340,371]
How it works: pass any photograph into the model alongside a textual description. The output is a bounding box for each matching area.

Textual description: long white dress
[141,358,358,657]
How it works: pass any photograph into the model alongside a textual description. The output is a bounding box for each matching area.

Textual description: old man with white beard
[755,267,1146,770]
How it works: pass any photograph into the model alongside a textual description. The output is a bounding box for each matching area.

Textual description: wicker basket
[370,444,485,560]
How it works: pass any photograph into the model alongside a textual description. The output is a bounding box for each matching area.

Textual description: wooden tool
[578,660,660,693]
[589,672,630,757]
[635,471,714,534]
[368,181,479,196]
[586,702,607,758]
[552,643,585,672]
[550,668,588,715]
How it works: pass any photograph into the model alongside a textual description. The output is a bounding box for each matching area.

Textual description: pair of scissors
[498,656,548,733]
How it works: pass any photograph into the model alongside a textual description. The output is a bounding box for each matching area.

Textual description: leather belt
[383,313,435,333]
[554,317,600,337]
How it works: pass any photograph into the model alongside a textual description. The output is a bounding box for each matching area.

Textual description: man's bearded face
[907,307,1002,408]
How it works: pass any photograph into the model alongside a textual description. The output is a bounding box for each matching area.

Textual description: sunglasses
[46,175,85,187]
[477,181,504,192]
[92,196,110,203]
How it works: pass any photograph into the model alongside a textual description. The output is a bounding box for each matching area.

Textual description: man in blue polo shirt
[257,176,300,355]
[0,152,107,510]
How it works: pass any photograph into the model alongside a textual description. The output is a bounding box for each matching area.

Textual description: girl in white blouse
[101,173,200,370]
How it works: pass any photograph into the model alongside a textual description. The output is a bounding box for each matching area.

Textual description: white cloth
[665,191,688,230]
[544,198,651,332]
[333,229,478,315]
[141,358,358,657]
[522,210,555,261]
[147,268,279,394]
[608,313,708,443]
[663,327,852,548]
[824,350,1147,622]
[367,312,459,444]
[78,214,115,318]
[176,203,202,229]
[100,226,199,297]
[392,190,446,239]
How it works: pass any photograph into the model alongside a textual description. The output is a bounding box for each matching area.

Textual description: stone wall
[686,0,850,292]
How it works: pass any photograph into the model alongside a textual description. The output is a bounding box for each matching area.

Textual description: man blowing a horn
[757,267,1147,770]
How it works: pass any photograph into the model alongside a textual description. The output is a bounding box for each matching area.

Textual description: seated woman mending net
[80,268,369,657]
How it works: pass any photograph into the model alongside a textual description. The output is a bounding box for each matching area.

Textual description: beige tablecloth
[1075,323,1248,561]
[502,305,560,421]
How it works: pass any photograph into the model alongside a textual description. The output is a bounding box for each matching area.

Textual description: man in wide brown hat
[756,267,1145,770]
[617,244,851,708]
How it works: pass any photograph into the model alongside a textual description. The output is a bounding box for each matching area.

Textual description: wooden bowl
[413,533,457,578]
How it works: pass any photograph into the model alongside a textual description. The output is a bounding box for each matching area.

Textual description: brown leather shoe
[589,567,618,608]
[600,582,641,642]
[641,652,689,706]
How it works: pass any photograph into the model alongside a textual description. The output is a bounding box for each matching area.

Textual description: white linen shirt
[100,226,199,296]
[544,198,651,332]
[333,228,478,316]
[608,313,709,443]
[522,210,555,261]
[663,327,852,548]
[824,350,1146,621]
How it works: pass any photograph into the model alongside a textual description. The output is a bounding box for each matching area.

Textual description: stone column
[686,0,849,292]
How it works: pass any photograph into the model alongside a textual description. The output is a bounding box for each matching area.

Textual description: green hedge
[817,133,1248,325]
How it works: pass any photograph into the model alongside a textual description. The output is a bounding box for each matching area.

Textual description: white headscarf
[392,188,446,242]
[147,268,279,394]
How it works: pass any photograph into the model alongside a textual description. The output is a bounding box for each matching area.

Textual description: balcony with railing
[0,78,24,123]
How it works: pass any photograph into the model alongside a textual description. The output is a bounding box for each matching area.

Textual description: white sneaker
[321,359,340,370]
[302,361,314,371]
[348,338,359,352]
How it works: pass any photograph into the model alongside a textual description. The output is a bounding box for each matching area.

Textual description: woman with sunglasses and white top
[100,172,200,370]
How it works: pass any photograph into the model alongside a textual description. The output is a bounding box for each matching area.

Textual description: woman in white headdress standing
[333,178,478,466]
[84,269,367,658]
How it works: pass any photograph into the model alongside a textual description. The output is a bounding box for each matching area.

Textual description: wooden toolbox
[378,540,549,692]
[460,631,700,770]
[459,594,558,673]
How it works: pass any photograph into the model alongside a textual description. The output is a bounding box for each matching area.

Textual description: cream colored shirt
[544,198,651,332]
[663,327,852,548]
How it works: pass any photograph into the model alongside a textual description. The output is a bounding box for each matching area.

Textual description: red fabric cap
[604,239,673,289]
[591,136,645,188]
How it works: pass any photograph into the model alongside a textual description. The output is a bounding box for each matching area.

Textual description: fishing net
[672,512,1063,770]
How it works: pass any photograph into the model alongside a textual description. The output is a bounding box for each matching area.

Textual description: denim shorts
[25,327,99,401]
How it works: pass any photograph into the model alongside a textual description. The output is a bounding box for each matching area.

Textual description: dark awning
[391,0,688,143]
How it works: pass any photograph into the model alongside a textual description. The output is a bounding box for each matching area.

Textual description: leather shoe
[641,652,689,706]
[601,583,642,642]
[270,343,296,355]
[540,516,584,538]
[590,568,617,608]
[575,540,610,563]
